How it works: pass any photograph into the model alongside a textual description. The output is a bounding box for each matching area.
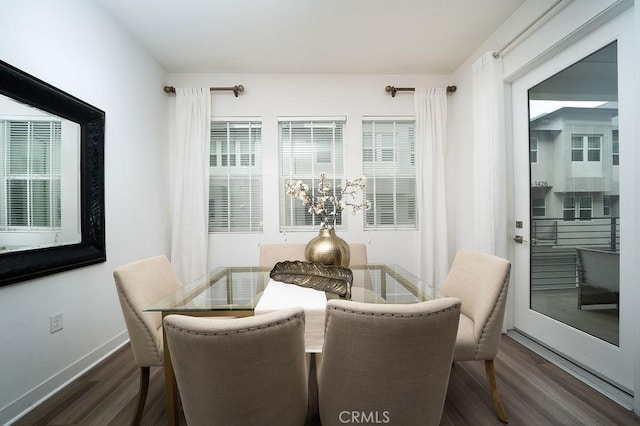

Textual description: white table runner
[254,279,327,352]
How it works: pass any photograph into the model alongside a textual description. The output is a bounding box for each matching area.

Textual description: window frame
[208,118,263,233]
[362,117,417,230]
[562,195,593,222]
[0,119,62,231]
[612,130,619,166]
[531,196,546,217]
[571,134,602,162]
[530,137,538,164]
[278,117,346,231]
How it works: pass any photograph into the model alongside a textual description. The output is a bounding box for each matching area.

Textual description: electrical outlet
[50,312,63,333]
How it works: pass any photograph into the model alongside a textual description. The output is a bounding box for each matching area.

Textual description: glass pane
[529,42,619,346]
[362,120,416,229]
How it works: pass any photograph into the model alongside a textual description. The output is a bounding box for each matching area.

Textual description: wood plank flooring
[13,335,640,425]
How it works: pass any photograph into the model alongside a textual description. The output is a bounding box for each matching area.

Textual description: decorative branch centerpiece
[286,173,371,266]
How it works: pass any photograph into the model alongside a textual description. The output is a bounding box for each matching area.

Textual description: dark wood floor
[13,335,640,425]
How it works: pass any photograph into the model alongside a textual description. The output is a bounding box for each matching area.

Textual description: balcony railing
[532,217,619,251]
[531,217,620,289]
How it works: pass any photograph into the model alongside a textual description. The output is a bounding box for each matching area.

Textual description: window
[587,136,601,161]
[0,120,61,230]
[209,121,262,232]
[571,136,583,161]
[578,196,592,220]
[571,134,601,162]
[279,118,344,230]
[531,197,545,217]
[612,130,619,165]
[530,138,538,163]
[562,195,592,221]
[362,119,416,229]
[603,195,611,216]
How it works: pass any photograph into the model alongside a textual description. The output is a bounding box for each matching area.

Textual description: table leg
[307,353,320,424]
[163,313,179,426]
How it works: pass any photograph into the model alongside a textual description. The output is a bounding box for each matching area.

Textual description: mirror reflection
[0,94,81,253]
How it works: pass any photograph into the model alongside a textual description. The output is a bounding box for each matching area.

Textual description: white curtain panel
[472,52,508,257]
[414,88,449,290]
[171,88,211,283]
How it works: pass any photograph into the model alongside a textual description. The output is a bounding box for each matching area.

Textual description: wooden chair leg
[485,359,508,423]
[132,366,150,426]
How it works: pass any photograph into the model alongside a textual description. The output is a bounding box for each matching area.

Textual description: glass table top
[145,264,434,312]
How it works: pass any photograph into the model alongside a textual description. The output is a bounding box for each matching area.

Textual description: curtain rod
[163,85,245,97]
[492,0,564,58]
[385,85,457,97]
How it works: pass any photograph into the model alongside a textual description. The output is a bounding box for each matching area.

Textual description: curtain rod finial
[233,85,245,97]
[385,85,397,97]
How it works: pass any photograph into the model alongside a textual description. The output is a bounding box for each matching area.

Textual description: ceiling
[95,0,525,74]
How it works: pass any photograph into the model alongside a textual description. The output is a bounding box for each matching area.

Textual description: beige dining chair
[439,250,512,423]
[163,308,308,426]
[318,298,461,426]
[348,243,368,266]
[113,255,182,426]
[259,242,368,268]
[259,243,306,269]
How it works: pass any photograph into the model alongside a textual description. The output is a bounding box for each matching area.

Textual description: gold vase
[305,228,350,267]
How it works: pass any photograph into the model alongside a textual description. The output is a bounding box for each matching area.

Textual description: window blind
[362,119,417,229]
[1,120,61,230]
[279,118,345,230]
[209,121,262,232]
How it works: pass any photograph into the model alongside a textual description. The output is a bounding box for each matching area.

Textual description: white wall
[0,1,170,423]
[166,73,452,275]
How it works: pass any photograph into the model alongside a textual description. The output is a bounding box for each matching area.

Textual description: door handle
[513,235,527,244]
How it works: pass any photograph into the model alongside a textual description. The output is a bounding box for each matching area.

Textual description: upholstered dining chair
[259,243,306,269]
[318,298,461,426]
[439,250,512,423]
[113,255,182,426]
[259,242,368,268]
[163,308,308,426]
[347,243,368,266]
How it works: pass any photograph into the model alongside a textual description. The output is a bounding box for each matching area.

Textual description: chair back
[348,243,368,266]
[113,255,181,366]
[318,298,461,426]
[164,308,308,426]
[259,243,306,269]
[440,250,511,360]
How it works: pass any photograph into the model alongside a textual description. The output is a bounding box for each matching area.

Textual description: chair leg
[131,366,150,426]
[485,359,508,423]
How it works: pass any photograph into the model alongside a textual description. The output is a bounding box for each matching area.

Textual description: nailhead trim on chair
[326,304,460,318]
[164,312,305,337]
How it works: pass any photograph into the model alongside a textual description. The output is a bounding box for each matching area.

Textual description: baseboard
[1,331,129,426]
[507,329,634,410]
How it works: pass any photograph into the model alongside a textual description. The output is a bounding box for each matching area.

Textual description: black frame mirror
[0,60,105,286]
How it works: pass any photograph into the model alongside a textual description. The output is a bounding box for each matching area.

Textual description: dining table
[145,264,434,426]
